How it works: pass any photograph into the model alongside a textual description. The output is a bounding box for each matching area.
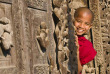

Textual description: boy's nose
[79,23,84,28]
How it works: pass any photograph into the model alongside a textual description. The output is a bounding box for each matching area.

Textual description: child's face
[74,12,92,35]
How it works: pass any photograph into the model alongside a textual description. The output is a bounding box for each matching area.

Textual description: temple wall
[0,0,109,74]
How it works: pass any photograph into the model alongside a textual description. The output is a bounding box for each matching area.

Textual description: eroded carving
[53,0,70,73]
[0,67,17,74]
[82,65,95,74]
[89,0,109,74]
[34,65,49,74]
[99,1,110,74]
[27,0,47,10]
[36,22,49,53]
[0,17,13,50]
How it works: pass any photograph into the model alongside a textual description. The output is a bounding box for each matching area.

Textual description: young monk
[73,7,97,74]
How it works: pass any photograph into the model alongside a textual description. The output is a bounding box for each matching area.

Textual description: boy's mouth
[76,28,84,33]
[77,29,84,32]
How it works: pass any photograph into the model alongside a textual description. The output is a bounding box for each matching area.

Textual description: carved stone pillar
[89,0,106,74]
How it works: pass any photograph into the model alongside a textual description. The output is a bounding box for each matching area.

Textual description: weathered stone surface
[0,1,17,74]
[90,0,110,74]
[0,66,17,74]
[0,0,12,3]
[26,0,47,11]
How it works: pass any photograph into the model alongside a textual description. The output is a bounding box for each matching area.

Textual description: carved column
[98,0,110,74]
[12,0,32,74]
[89,0,106,74]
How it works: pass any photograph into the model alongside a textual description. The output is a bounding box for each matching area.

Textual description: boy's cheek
[74,23,79,27]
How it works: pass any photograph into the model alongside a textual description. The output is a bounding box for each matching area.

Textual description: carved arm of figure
[0,17,13,50]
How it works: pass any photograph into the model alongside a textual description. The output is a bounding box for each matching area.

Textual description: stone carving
[99,1,110,74]
[36,22,49,48]
[82,65,95,74]
[53,0,86,73]
[0,67,17,74]
[53,0,70,73]
[0,17,13,50]
[89,0,107,74]
[27,0,47,11]
[53,0,63,7]
[34,65,49,74]
[36,22,49,55]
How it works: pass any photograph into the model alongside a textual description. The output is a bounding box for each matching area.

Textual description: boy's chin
[76,33,84,36]
[76,31,89,36]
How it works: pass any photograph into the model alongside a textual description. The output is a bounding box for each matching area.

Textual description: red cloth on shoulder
[78,36,97,66]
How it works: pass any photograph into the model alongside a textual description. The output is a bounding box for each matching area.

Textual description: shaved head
[74,7,94,22]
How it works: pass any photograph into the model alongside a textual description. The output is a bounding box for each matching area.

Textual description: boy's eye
[85,23,90,26]
[76,20,81,23]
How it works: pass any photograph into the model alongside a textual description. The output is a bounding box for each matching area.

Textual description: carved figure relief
[36,21,49,55]
[0,4,13,56]
[0,17,13,50]
[36,22,49,55]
